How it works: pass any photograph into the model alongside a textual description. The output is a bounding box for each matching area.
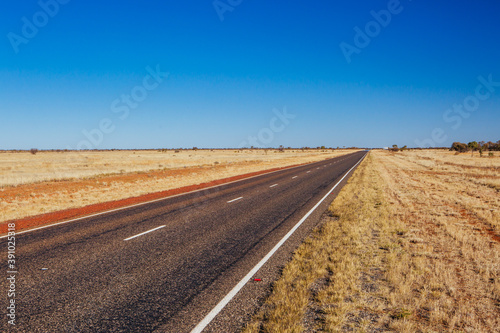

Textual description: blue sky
[1,0,499,149]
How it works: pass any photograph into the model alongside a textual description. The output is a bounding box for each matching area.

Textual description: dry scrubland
[0,149,358,223]
[245,150,499,332]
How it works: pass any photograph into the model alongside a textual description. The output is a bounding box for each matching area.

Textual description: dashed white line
[227,197,243,203]
[292,176,298,179]
[124,225,166,241]
[269,184,278,188]
[306,171,311,173]
[190,153,366,333]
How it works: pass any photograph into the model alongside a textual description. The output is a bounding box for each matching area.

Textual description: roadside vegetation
[450,140,500,156]
[244,149,500,332]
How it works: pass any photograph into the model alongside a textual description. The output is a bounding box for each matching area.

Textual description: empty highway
[1,151,367,332]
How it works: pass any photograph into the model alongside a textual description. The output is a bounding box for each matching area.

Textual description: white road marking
[190,153,366,333]
[292,176,298,179]
[306,171,311,173]
[227,197,243,203]
[124,225,166,241]
[269,184,278,188]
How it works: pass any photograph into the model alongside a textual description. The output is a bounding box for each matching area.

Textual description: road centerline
[269,184,278,188]
[124,225,166,241]
[227,197,243,203]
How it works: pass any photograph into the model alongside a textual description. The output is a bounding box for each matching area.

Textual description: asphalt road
[1,151,367,332]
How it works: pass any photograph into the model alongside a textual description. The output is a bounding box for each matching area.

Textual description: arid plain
[2,148,499,332]
[0,149,359,223]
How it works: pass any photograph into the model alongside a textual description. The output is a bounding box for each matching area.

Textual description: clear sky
[1,0,499,149]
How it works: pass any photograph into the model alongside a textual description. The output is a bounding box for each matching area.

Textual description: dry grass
[0,149,358,222]
[0,149,353,187]
[244,150,500,332]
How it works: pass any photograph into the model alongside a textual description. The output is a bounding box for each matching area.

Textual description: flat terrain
[0,152,366,332]
[0,149,358,223]
[245,150,500,332]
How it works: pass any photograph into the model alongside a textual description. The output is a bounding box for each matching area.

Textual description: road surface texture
[1,151,367,332]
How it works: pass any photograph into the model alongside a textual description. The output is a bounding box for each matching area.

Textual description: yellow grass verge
[244,150,500,332]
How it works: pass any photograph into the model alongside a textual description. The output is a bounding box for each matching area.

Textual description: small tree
[468,141,479,150]
[468,141,479,156]
[30,148,38,155]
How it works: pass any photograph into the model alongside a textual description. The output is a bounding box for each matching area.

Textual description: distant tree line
[389,145,408,152]
[450,140,500,153]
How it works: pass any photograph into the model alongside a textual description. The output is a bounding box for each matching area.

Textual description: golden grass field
[245,149,500,332]
[0,149,359,223]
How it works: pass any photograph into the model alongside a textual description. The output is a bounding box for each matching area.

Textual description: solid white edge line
[0,152,362,240]
[269,184,278,188]
[190,152,367,333]
[227,197,243,203]
[123,225,166,241]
